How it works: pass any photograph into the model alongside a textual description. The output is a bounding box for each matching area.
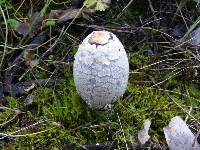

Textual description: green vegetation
[0,0,199,149]
[1,75,199,148]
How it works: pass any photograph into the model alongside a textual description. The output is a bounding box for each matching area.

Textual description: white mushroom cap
[73,30,129,109]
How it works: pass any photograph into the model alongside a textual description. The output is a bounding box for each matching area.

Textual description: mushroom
[73,30,129,109]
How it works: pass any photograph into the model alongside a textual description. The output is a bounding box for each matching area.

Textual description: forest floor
[0,0,200,149]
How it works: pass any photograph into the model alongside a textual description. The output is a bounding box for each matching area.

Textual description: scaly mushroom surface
[73,30,129,109]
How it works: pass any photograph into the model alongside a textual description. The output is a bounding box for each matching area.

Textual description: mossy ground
[1,58,199,149]
[0,0,200,149]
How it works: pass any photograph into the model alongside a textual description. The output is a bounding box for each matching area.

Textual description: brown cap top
[88,31,110,45]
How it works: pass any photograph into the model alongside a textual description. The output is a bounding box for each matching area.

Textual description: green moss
[1,77,200,149]
[1,0,200,149]
[6,96,19,108]
[188,83,200,98]
[32,79,92,127]
[2,50,199,149]
[113,85,183,141]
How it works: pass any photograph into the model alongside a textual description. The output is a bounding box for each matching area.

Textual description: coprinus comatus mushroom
[73,31,129,109]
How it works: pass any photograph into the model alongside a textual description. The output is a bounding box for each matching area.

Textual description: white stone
[163,116,200,150]
[138,119,151,145]
[73,30,129,109]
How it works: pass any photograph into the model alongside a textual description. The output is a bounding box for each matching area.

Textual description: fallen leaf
[15,12,43,37]
[24,83,36,92]
[29,59,40,68]
[84,0,97,9]
[84,0,111,11]
[96,0,111,11]
[15,22,30,36]
[47,8,95,24]
[48,9,65,19]
[57,9,82,23]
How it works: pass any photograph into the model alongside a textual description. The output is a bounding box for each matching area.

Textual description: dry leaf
[23,83,36,92]
[16,8,95,37]
[84,0,111,11]
[29,59,40,67]
[15,23,30,36]
[16,13,43,37]
[57,9,82,23]
[48,8,95,24]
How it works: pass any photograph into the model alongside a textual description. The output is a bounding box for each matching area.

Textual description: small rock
[138,119,151,145]
[163,116,200,150]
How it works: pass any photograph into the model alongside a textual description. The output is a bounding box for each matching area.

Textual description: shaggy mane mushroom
[73,30,129,109]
